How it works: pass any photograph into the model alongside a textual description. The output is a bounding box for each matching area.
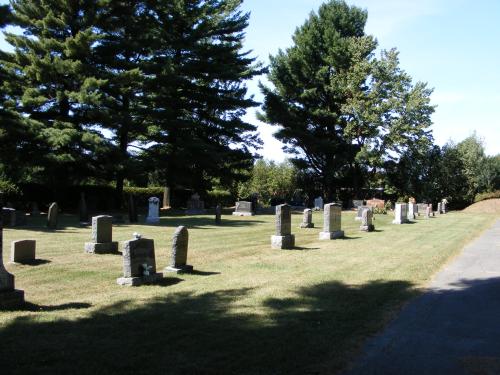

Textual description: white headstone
[146,197,160,223]
[392,203,409,224]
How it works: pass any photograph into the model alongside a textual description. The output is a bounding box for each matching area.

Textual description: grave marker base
[319,230,344,240]
[164,264,193,274]
[271,234,295,249]
[0,289,24,308]
[85,242,119,254]
[116,273,163,287]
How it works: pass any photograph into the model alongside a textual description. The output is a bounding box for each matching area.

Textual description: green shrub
[373,207,387,215]
[474,190,500,203]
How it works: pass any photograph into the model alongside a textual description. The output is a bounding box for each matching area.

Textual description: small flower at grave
[142,263,152,276]
[133,232,142,239]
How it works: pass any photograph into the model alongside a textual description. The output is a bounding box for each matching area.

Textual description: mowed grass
[0,210,497,374]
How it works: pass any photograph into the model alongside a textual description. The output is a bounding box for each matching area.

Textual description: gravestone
[146,197,160,223]
[117,235,163,286]
[185,193,206,214]
[128,195,138,223]
[31,202,40,217]
[79,192,89,225]
[314,197,324,211]
[366,198,385,209]
[84,215,118,254]
[10,240,36,263]
[2,208,15,227]
[441,199,448,214]
[164,226,193,273]
[417,203,428,214]
[0,207,25,307]
[359,208,375,232]
[355,205,371,221]
[319,203,344,240]
[392,203,409,224]
[425,205,432,219]
[47,202,58,229]
[436,202,442,215]
[271,204,295,249]
[232,201,254,216]
[352,200,364,209]
[407,203,416,220]
[299,208,314,228]
[215,204,222,225]
[162,186,171,209]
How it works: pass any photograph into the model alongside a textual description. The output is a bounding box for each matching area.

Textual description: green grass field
[0,210,497,374]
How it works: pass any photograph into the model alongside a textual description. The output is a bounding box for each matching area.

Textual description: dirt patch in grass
[463,199,500,214]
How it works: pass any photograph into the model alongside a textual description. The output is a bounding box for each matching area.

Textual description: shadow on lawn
[0,279,418,375]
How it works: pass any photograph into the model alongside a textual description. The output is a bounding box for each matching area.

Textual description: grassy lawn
[0,210,497,374]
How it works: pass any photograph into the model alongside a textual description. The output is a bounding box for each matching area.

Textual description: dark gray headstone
[128,195,138,223]
[117,237,163,286]
[271,204,295,249]
[165,226,193,273]
[215,204,222,225]
[10,240,36,263]
[79,192,89,224]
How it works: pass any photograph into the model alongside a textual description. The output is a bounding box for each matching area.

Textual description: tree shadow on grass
[0,280,418,375]
[9,259,51,266]
[1,302,91,312]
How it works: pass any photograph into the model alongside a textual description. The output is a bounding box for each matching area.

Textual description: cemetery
[0,0,499,374]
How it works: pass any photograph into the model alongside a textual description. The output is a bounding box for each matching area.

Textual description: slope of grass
[0,210,497,374]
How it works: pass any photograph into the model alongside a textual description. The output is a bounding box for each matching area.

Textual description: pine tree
[3,0,108,188]
[142,0,263,193]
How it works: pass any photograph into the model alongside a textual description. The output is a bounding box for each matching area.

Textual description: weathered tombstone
[441,199,448,214]
[299,208,314,228]
[436,202,442,215]
[47,202,58,229]
[271,204,295,249]
[359,208,375,232]
[352,200,364,209]
[215,204,222,225]
[314,196,324,211]
[185,193,206,214]
[164,226,193,273]
[319,203,344,240]
[128,195,138,223]
[79,192,89,225]
[417,203,428,214]
[232,201,254,216]
[2,208,15,227]
[162,187,171,209]
[146,197,160,223]
[366,198,385,209]
[84,215,118,254]
[0,207,25,307]
[407,203,416,220]
[117,235,163,286]
[10,240,36,263]
[355,205,371,221]
[392,203,409,224]
[425,205,432,219]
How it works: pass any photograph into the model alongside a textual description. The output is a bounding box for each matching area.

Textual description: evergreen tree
[3,0,108,188]
[143,0,263,193]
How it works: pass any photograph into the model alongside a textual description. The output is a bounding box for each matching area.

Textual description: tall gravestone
[232,201,253,216]
[47,202,58,229]
[271,204,295,249]
[128,195,138,223]
[407,203,416,220]
[84,215,118,254]
[215,204,222,225]
[359,208,375,232]
[441,199,447,214]
[162,187,171,209]
[299,208,314,228]
[425,205,432,219]
[146,197,160,223]
[436,202,442,215]
[79,192,89,225]
[355,206,371,221]
[117,235,163,286]
[392,203,409,224]
[0,205,25,307]
[319,203,344,240]
[314,197,324,210]
[164,226,193,273]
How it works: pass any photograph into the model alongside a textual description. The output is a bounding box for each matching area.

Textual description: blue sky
[1,0,499,160]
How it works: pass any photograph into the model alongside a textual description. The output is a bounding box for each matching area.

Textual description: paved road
[345,219,500,375]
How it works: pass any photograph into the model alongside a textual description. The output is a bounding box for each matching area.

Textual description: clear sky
[1,0,499,160]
